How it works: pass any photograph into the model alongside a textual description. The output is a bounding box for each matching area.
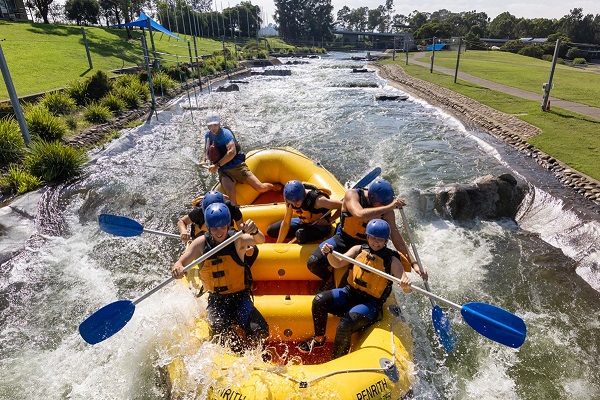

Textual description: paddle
[79,230,244,345]
[399,208,457,352]
[332,251,527,348]
[98,214,180,239]
[287,166,381,243]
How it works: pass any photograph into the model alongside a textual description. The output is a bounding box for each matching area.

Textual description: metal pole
[81,27,93,69]
[430,36,436,73]
[192,35,203,92]
[405,34,408,65]
[140,34,157,115]
[454,37,462,84]
[0,44,30,145]
[186,41,198,104]
[392,36,396,61]
[146,17,159,69]
[542,39,560,112]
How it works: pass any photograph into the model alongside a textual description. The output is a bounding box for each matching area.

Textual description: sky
[253,0,600,27]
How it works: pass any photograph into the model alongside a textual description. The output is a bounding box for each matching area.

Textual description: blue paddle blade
[79,300,135,345]
[354,167,381,188]
[98,214,144,237]
[432,305,457,352]
[461,302,527,348]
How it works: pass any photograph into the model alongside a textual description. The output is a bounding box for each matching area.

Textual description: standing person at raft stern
[298,219,412,358]
[201,111,282,205]
[177,190,258,265]
[307,178,427,293]
[171,203,268,353]
[266,180,342,244]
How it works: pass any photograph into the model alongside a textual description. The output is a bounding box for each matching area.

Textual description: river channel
[1,52,599,399]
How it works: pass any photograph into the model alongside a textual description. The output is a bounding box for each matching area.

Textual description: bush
[100,92,126,113]
[86,70,112,102]
[66,79,89,106]
[542,54,553,61]
[566,47,582,59]
[41,91,77,115]
[152,74,178,95]
[129,80,150,102]
[573,58,587,65]
[24,104,67,142]
[501,40,527,54]
[115,86,141,109]
[24,140,87,183]
[518,45,544,59]
[0,116,25,165]
[83,102,112,123]
[114,74,139,89]
[0,165,43,195]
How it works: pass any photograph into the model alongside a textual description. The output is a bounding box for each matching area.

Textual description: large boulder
[426,174,526,220]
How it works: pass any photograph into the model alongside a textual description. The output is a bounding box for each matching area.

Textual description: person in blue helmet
[298,219,412,358]
[306,178,427,293]
[171,203,268,353]
[266,180,342,244]
[201,112,282,205]
[177,190,244,242]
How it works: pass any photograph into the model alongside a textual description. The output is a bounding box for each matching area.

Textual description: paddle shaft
[133,230,244,305]
[143,228,181,239]
[332,251,462,310]
[399,208,436,308]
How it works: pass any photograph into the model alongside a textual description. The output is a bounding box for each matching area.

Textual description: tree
[336,5,351,29]
[275,0,333,42]
[407,10,428,30]
[29,0,54,23]
[488,11,517,39]
[65,0,100,25]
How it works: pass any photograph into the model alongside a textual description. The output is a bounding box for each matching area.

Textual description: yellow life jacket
[340,189,384,240]
[290,183,332,224]
[348,245,394,300]
[199,230,250,295]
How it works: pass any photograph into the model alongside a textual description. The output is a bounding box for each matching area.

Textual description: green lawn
[414,50,600,108]
[0,21,277,100]
[381,56,600,181]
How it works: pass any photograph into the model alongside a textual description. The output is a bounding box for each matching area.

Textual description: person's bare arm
[177,215,193,242]
[321,243,361,269]
[171,235,206,278]
[276,206,294,243]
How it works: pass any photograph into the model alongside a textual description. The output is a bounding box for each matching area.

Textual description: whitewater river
[1,53,599,399]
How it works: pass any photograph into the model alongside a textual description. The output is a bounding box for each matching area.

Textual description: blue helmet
[202,191,225,212]
[365,219,390,239]
[283,180,306,203]
[368,179,394,206]
[205,203,231,228]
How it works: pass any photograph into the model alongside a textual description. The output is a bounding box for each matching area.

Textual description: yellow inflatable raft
[164,147,415,399]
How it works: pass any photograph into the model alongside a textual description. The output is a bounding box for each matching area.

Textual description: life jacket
[207,127,246,166]
[199,229,251,294]
[348,244,394,301]
[340,188,385,240]
[290,183,332,224]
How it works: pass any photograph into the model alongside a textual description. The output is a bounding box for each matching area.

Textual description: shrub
[24,104,67,142]
[542,54,553,61]
[41,91,77,115]
[566,47,582,59]
[86,70,112,102]
[0,165,43,195]
[114,74,139,89]
[518,45,544,59]
[573,58,586,65]
[66,79,89,106]
[129,80,150,102]
[501,39,526,54]
[0,116,25,165]
[152,74,178,95]
[64,114,78,131]
[100,92,126,113]
[115,86,140,109]
[83,102,112,123]
[24,140,87,183]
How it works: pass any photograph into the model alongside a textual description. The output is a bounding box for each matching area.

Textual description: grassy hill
[0,21,274,100]
[383,51,600,181]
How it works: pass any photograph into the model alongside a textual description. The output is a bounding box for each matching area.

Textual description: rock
[215,84,239,92]
[431,174,526,220]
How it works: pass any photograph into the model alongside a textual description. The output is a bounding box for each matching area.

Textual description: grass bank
[0,21,290,100]
[381,53,600,181]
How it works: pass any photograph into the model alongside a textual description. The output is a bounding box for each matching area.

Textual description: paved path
[410,53,600,120]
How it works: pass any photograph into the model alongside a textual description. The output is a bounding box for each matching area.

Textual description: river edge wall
[374,63,600,212]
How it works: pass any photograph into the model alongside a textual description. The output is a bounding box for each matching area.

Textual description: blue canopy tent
[113,11,182,41]
[426,43,447,51]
